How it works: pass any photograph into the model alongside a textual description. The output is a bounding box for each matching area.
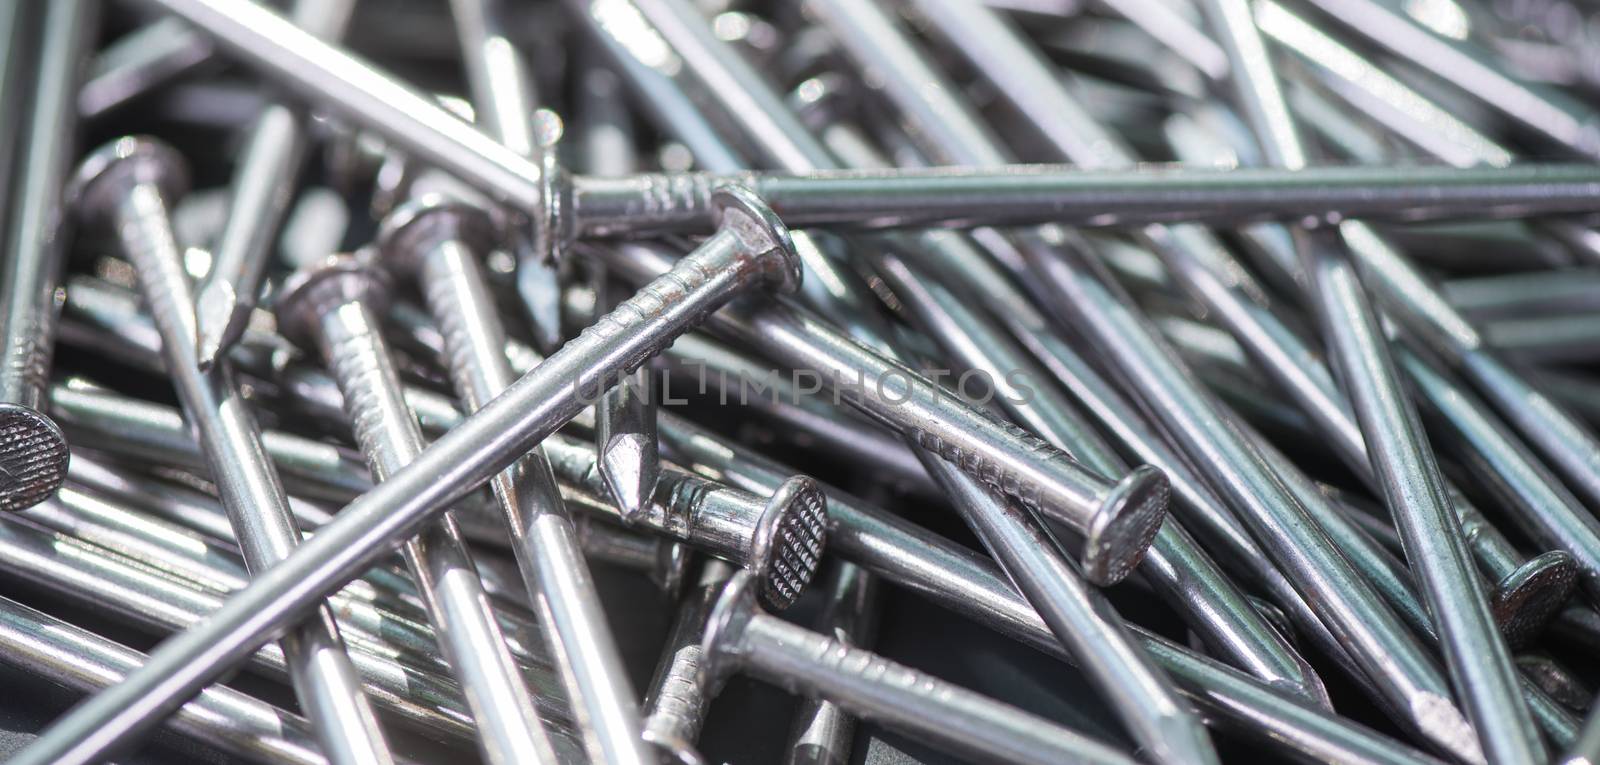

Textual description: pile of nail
[8,0,1600,762]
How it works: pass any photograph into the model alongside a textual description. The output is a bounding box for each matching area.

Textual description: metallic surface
[67,137,396,765]
[0,0,94,513]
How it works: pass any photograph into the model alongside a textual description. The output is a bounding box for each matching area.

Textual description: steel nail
[374,195,656,765]
[782,560,879,765]
[276,252,577,765]
[641,559,733,765]
[20,181,800,765]
[193,0,357,373]
[450,0,565,352]
[79,17,215,119]
[655,409,1449,765]
[594,240,1167,586]
[66,136,397,765]
[1293,0,1600,160]
[868,245,1323,707]
[0,592,334,765]
[700,570,1139,765]
[0,0,94,513]
[538,431,827,609]
[799,0,1473,757]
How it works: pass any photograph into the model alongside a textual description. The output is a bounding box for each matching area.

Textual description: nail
[0,0,94,513]
[783,560,878,765]
[1517,654,1592,712]
[374,194,658,765]
[796,0,1472,757]
[1206,0,1546,751]
[194,0,357,373]
[1294,0,1600,160]
[275,251,564,765]
[66,136,396,765]
[655,409,1447,764]
[1294,224,1542,764]
[79,18,215,119]
[450,0,565,353]
[868,245,1322,708]
[914,447,1220,765]
[642,560,733,765]
[0,508,480,744]
[597,241,1167,586]
[539,431,827,610]
[595,296,661,522]
[20,180,806,765]
[700,570,1139,765]
[0,593,333,765]
[562,161,1600,237]
[1397,346,1600,607]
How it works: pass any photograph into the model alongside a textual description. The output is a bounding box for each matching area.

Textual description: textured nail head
[749,476,829,611]
[374,193,502,278]
[1083,464,1170,585]
[273,252,393,350]
[67,137,190,228]
[711,186,803,295]
[0,405,69,513]
[1492,550,1579,649]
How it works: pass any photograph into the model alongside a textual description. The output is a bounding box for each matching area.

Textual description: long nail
[275,252,568,765]
[19,181,802,765]
[1293,0,1600,160]
[1207,0,1545,752]
[375,195,657,765]
[702,570,1139,765]
[654,410,1443,764]
[0,0,94,513]
[0,508,481,744]
[1398,346,1600,607]
[193,0,356,373]
[539,431,827,610]
[868,245,1323,707]
[800,0,1475,757]
[783,560,878,765]
[0,593,334,765]
[67,136,396,765]
[641,559,733,765]
[79,18,214,119]
[596,241,1166,586]
[450,0,564,351]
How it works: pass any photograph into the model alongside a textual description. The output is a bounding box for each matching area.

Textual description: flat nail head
[273,252,393,349]
[747,476,829,611]
[709,186,803,295]
[67,137,190,227]
[696,570,761,694]
[374,193,501,278]
[0,405,69,513]
[1493,550,1579,648]
[1082,464,1170,585]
